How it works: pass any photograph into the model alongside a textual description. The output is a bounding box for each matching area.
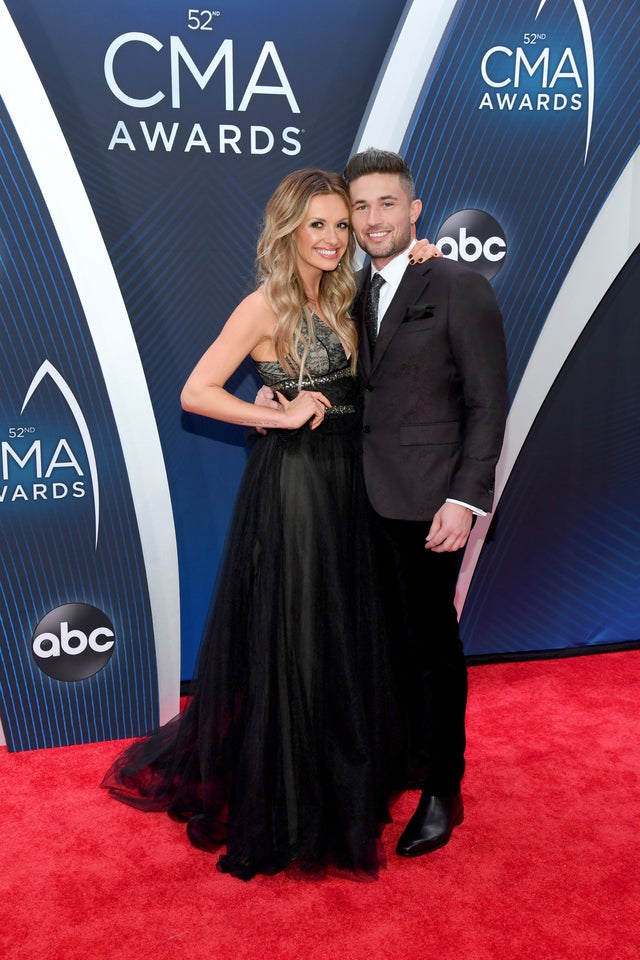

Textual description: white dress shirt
[370,240,417,332]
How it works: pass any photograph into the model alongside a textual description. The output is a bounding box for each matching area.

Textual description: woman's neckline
[254,312,351,366]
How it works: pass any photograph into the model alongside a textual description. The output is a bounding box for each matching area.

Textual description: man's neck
[371,239,416,273]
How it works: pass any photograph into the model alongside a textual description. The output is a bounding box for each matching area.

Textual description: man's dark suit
[355,255,507,521]
[353,254,507,795]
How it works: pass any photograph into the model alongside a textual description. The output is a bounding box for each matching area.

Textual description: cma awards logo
[104,13,303,157]
[479,0,595,163]
[14,368,112,685]
[436,210,507,281]
[31,603,115,682]
[2,360,100,548]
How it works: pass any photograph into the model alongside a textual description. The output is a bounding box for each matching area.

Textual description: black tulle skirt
[102,408,405,880]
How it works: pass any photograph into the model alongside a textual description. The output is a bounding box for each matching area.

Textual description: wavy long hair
[256,169,357,379]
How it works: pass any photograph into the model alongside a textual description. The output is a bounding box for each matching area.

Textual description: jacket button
[363,425,370,434]
[366,383,374,391]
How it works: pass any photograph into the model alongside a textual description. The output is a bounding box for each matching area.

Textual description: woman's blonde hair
[256,169,357,379]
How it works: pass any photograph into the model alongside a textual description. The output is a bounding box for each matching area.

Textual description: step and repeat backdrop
[0,0,638,749]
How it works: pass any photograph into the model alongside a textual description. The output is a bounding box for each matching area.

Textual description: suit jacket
[353,255,508,521]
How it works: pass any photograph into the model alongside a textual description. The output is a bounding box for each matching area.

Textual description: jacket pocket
[399,421,459,445]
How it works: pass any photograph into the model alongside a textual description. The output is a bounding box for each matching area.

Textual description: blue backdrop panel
[0,101,157,750]
[403,0,638,394]
[395,0,639,655]
[462,246,640,654]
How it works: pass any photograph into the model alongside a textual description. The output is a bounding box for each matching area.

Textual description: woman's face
[293,193,350,277]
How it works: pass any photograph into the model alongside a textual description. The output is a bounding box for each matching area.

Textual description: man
[343,148,507,856]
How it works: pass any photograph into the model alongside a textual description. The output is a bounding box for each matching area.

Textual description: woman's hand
[409,238,443,264]
[278,390,331,430]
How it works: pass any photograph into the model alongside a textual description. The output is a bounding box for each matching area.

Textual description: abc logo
[31,603,115,682]
[436,209,507,280]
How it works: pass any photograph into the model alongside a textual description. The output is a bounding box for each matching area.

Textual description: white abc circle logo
[31,603,115,681]
[436,209,507,280]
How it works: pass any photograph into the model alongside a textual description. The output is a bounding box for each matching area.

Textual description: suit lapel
[370,261,433,376]
[353,269,373,378]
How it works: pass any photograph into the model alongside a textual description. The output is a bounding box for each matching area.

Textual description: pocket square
[403,305,435,322]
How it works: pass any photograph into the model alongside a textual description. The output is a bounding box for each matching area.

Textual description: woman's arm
[180,291,330,430]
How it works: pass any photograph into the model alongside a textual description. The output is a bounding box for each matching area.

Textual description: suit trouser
[371,511,467,796]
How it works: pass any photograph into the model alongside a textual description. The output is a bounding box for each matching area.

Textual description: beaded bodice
[254,314,358,416]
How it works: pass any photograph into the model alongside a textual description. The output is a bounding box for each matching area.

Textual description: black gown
[102,315,405,880]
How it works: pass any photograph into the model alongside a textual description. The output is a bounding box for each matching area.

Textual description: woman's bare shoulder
[227,287,277,360]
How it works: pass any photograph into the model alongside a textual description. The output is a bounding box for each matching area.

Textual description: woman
[103,169,430,880]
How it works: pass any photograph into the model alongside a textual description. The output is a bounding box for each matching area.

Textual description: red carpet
[2,650,639,960]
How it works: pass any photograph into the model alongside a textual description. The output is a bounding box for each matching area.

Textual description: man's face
[348,172,422,269]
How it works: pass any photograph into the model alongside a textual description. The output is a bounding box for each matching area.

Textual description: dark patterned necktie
[365,273,385,354]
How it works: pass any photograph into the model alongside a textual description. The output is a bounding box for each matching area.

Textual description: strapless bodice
[254,314,358,416]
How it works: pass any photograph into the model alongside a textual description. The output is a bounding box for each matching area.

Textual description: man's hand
[254,383,282,435]
[255,384,279,409]
[425,502,473,553]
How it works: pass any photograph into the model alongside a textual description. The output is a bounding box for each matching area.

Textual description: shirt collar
[370,239,417,289]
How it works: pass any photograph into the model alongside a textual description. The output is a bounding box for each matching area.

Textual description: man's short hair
[343,148,416,200]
